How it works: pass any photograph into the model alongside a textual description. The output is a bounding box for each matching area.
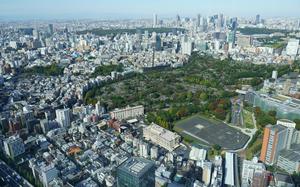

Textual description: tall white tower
[153,14,158,28]
[55,108,71,128]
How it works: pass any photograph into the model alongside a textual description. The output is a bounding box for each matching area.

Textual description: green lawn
[243,109,255,129]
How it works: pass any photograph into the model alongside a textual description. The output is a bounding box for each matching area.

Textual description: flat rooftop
[118,157,154,177]
[175,115,249,150]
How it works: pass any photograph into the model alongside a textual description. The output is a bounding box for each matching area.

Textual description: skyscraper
[95,101,102,116]
[55,108,71,128]
[181,35,193,55]
[276,119,296,149]
[153,14,158,28]
[260,124,288,165]
[117,157,155,187]
[155,35,161,51]
[176,14,181,27]
[48,24,54,35]
[255,14,260,25]
[196,14,201,27]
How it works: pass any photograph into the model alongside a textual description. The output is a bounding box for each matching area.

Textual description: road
[226,112,258,152]
[0,160,33,187]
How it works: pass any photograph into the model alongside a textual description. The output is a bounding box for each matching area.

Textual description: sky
[0,0,300,20]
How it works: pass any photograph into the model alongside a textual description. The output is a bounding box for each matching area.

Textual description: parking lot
[175,115,250,150]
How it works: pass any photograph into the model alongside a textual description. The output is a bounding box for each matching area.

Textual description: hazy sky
[0,0,300,20]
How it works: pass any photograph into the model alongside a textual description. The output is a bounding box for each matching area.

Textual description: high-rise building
[272,70,278,80]
[117,157,155,187]
[277,148,300,174]
[255,14,260,25]
[196,14,201,27]
[155,35,162,51]
[95,101,102,116]
[251,170,270,187]
[276,119,296,149]
[293,130,300,144]
[139,142,149,158]
[260,124,288,165]
[41,163,58,187]
[3,135,25,158]
[153,14,158,28]
[176,14,181,27]
[202,161,212,186]
[181,35,193,55]
[33,29,39,39]
[55,108,71,128]
[286,39,299,56]
[274,173,295,187]
[48,24,54,35]
[217,13,224,30]
[242,157,266,186]
[150,146,158,160]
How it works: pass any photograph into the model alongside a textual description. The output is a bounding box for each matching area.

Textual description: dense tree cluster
[21,64,64,76]
[91,64,123,77]
[84,53,291,130]
[254,107,277,129]
[237,27,289,35]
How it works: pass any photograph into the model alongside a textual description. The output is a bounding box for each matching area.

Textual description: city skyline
[1,0,300,20]
[1,1,300,187]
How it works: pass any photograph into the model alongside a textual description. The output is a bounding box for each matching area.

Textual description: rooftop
[145,123,180,141]
[279,148,300,162]
[118,157,154,177]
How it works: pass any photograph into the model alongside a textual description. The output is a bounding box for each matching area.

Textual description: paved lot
[175,115,250,150]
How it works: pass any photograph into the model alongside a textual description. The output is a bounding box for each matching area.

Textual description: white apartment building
[110,105,144,120]
[143,123,180,151]
[55,108,71,128]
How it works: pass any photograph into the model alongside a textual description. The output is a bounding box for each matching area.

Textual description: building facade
[143,123,180,151]
[117,157,155,187]
[110,105,144,120]
[41,164,59,187]
[55,108,71,128]
[241,157,266,186]
[277,148,300,174]
[3,136,25,158]
[260,124,288,165]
